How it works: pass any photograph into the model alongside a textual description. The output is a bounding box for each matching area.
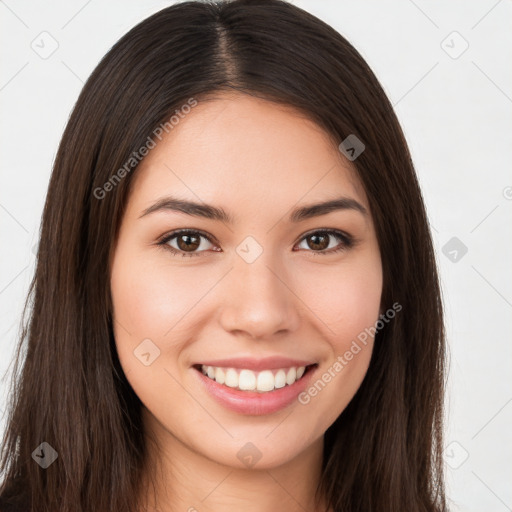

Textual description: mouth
[192,362,319,416]
[192,363,317,393]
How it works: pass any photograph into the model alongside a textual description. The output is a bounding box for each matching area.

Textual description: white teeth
[274,369,286,389]
[238,369,257,390]
[224,368,238,388]
[200,365,308,392]
[286,367,296,385]
[214,367,225,384]
[257,370,275,392]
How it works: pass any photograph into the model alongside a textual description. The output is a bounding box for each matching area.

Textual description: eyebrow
[138,195,367,223]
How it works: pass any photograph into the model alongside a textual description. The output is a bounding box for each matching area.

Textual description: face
[110,92,382,471]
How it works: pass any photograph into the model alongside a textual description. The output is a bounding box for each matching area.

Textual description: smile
[192,361,319,415]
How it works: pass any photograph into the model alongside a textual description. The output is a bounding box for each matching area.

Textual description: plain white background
[0,1,511,511]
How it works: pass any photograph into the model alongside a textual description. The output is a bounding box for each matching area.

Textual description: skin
[110,92,383,512]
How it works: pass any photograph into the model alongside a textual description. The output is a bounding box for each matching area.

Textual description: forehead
[126,93,369,219]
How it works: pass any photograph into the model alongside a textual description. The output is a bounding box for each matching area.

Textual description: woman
[0,1,447,511]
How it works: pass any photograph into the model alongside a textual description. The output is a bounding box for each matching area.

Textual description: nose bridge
[218,244,300,338]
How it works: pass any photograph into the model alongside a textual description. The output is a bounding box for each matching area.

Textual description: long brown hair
[0,1,447,510]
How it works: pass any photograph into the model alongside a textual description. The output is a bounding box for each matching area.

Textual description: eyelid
[296,227,352,244]
[157,228,216,244]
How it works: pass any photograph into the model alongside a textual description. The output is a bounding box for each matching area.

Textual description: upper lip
[193,357,317,372]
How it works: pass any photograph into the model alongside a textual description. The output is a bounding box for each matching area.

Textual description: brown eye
[306,233,330,251]
[296,230,353,255]
[158,230,216,257]
[176,233,201,251]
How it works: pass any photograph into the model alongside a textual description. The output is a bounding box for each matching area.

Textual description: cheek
[109,249,197,414]
[111,250,205,340]
[110,248,179,371]
[296,255,382,348]
[292,256,382,424]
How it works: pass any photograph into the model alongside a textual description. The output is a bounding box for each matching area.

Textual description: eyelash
[156,228,355,258]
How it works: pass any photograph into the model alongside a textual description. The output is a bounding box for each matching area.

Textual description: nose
[218,254,301,340]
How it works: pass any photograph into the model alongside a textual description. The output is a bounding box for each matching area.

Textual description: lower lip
[193,365,318,416]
